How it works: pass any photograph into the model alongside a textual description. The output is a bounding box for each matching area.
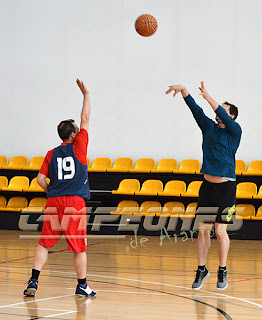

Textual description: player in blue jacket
[166,82,242,290]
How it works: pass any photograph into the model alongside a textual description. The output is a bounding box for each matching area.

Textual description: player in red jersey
[24,79,95,297]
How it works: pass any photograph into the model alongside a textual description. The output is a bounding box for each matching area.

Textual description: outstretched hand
[76,79,89,97]
[199,81,209,100]
[165,85,186,98]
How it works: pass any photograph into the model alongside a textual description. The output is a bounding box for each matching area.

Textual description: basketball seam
[145,14,150,36]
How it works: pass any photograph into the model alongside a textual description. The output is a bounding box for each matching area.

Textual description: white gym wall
[1,0,261,165]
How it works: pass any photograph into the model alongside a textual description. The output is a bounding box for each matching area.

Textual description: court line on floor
[1,266,262,311]
[66,288,168,295]
[41,310,76,318]
[0,242,101,265]
[0,294,74,309]
[0,267,232,320]
[0,249,68,265]
[49,270,262,310]
[12,306,75,312]
[11,305,77,319]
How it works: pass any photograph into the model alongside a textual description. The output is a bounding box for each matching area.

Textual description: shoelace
[24,279,38,286]
[218,269,226,282]
[194,269,204,282]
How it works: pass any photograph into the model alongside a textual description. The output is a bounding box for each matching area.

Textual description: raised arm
[76,79,91,131]
[165,84,212,131]
[199,81,241,138]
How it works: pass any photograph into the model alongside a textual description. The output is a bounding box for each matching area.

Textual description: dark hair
[57,119,76,141]
[223,101,238,120]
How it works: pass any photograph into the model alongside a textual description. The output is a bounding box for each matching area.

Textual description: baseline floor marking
[12,306,74,312]
[1,266,262,311]
[49,270,262,310]
[0,294,74,309]
[42,310,76,318]
[66,288,168,295]
[0,249,68,265]
[0,242,101,265]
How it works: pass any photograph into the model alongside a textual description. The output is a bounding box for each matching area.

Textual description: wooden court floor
[0,230,262,319]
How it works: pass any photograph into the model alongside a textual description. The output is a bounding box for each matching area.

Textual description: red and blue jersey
[40,129,90,200]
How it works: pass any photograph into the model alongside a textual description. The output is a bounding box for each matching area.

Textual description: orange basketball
[135,14,158,37]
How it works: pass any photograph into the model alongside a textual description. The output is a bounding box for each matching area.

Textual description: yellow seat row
[0,196,260,220]
[1,156,262,175]
[112,179,202,196]
[111,200,195,216]
[0,176,49,192]
[91,159,262,175]
[0,196,47,212]
[112,180,261,199]
[88,158,200,173]
[111,201,262,220]
[0,156,45,170]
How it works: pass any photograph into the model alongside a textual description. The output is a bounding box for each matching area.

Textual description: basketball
[135,14,158,37]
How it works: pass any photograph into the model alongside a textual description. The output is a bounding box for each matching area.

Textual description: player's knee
[215,225,227,238]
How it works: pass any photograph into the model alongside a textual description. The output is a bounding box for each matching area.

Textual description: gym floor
[0,230,262,319]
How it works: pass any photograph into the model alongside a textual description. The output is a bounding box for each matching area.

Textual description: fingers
[201,81,205,89]
[165,87,173,94]
[76,79,82,88]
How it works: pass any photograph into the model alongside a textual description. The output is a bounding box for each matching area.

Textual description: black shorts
[196,178,236,224]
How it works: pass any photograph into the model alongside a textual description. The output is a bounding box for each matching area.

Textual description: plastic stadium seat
[112,179,140,195]
[88,157,112,172]
[236,204,255,220]
[111,200,139,215]
[252,206,262,220]
[2,156,28,170]
[86,158,91,169]
[156,201,185,217]
[107,158,134,172]
[22,197,47,213]
[0,176,8,190]
[23,177,50,192]
[151,159,178,173]
[133,201,162,216]
[236,182,257,199]
[175,159,201,174]
[135,180,163,196]
[0,197,28,212]
[0,156,8,169]
[129,158,155,173]
[185,202,198,216]
[235,160,246,175]
[1,176,29,192]
[24,157,45,170]
[158,180,186,196]
[181,181,203,197]
[253,185,262,199]
[0,196,6,207]
[242,161,262,176]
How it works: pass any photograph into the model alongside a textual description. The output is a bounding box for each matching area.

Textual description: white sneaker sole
[217,282,228,290]
[24,288,36,296]
[192,271,210,290]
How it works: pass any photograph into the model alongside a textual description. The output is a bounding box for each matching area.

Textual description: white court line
[43,310,76,318]
[1,266,262,310]
[49,270,262,310]
[12,306,74,312]
[66,288,168,295]
[0,294,74,309]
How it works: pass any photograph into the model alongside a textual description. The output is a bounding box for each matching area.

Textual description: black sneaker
[192,268,210,290]
[24,279,38,296]
[217,268,228,290]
